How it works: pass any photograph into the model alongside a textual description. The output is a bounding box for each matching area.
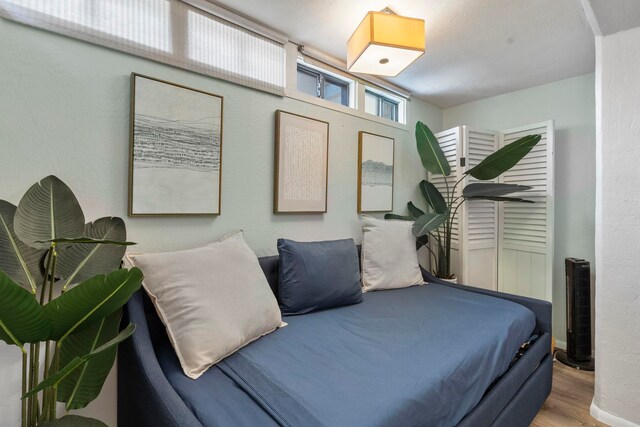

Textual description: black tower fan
[556,258,595,370]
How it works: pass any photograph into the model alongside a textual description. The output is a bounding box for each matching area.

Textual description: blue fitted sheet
[157,283,535,427]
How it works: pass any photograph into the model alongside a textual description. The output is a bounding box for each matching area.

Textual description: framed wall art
[129,73,223,216]
[274,110,329,213]
[358,131,394,213]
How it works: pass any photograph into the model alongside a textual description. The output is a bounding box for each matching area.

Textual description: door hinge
[460,157,466,167]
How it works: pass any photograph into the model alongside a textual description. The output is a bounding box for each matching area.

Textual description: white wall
[0,19,442,425]
[592,25,640,427]
[443,73,597,346]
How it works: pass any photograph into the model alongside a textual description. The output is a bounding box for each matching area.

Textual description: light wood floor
[531,358,608,427]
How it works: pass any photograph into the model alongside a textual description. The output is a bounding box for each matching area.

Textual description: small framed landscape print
[358,131,394,213]
[129,73,223,216]
[274,110,329,213]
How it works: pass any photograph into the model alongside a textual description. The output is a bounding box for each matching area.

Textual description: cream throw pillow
[126,231,284,379]
[361,215,425,292]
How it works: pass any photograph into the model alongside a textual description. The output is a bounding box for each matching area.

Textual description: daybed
[118,252,552,427]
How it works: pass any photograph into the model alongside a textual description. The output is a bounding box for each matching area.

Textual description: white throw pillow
[360,215,425,292]
[125,231,284,379]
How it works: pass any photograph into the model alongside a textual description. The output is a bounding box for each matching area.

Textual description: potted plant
[0,175,144,427]
[386,122,541,281]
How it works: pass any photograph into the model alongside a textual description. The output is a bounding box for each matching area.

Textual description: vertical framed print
[358,131,394,213]
[274,110,329,213]
[129,73,223,216]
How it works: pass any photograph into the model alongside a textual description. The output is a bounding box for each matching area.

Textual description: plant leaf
[24,323,135,400]
[35,415,108,427]
[415,121,451,176]
[466,135,541,180]
[465,196,535,203]
[56,217,131,287]
[0,200,46,292]
[419,180,448,214]
[41,238,136,246]
[462,183,532,198]
[416,235,429,250]
[43,268,143,342]
[0,270,51,346]
[57,310,123,410]
[14,176,85,250]
[407,201,425,218]
[384,214,415,221]
[412,212,448,237]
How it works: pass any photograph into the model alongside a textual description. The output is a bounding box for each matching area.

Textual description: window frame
[296,62,353,107]
[365,89,399,122]
[286,46,408,128]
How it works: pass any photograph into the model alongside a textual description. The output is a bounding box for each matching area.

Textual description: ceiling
[212,0,638,108]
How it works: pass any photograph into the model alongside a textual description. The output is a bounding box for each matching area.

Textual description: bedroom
[0,0,638,426]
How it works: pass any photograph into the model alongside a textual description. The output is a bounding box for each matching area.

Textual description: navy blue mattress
[156,283,535,427]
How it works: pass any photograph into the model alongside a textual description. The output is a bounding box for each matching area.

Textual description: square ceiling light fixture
[347,8,425,77]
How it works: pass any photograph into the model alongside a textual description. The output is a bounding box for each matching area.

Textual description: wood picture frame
[128,73,223,216]
[274,110,329,213]
[358,131,394,213]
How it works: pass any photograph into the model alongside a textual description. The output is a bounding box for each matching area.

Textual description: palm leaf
[56,217,131,287]
[0,200,45,292]
[412,212,448,237]
[57,309,124,410]
[407,201,425,218]
[14,176,85,249]
[419,180,448,214]
[24,323,135,399]
[0,270,51,346]
[43,268,143,342]
[415,121,451,176]
[466,135,541,180]
[462,183,532,198]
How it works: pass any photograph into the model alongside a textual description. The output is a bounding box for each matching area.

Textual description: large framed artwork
[358,131,394,213]
[129,73,223,216]
[274,110,329,213]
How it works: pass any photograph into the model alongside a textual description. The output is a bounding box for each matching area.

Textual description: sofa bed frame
[118,253,552,427]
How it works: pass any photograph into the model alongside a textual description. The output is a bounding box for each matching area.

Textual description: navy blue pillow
[277,238,363,315]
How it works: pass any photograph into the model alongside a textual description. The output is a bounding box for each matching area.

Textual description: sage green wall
[0,18,441,424]
[443,73,597,347]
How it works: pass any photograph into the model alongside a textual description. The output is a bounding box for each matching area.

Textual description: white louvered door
[430,127,463,277]
[497,121,554,301]
[459,127,499,290]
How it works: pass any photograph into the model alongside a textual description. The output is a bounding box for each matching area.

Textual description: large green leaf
[384,214,415,221]
[36,415,108,427]
[465,196,535,203]
[466,135,541,180]
[412,212,448,237]
[43,268,143,342]
[462,183,532,198]
[407,201,425,218]
[0,200,45,292]
[57,310,123,410]
[419,180,448,214]
[14,176,85,250]
[415,121,451,176]
[56,217,130,288]
[0,270,51,346]
[24,323,135,399]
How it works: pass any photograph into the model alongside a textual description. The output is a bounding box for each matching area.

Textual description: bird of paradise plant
[387,122,541,279]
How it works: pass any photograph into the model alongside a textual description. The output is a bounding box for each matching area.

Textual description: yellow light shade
[347,11,425,77]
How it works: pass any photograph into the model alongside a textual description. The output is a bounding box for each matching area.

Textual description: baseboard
[555,339,566,350]
[591,400,640,427]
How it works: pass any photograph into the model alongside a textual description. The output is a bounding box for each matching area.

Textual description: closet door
[430,127,463,277]
[498,121,554,301]
[459,126,499,290]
